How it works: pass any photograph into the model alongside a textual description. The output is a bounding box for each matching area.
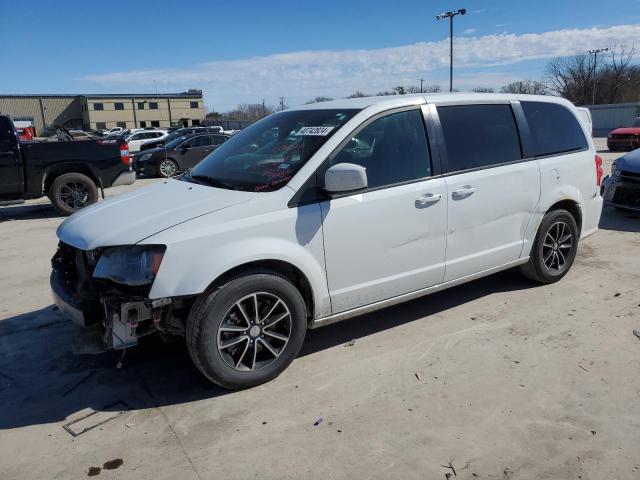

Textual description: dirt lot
[1,139,639,480]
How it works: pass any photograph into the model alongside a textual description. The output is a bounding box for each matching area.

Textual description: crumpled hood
[615,148,640,174]
[610,127,640,135]
[57,179,255,250]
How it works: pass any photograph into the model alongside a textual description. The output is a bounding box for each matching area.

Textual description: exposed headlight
[139,153,153,162]
[93,245,165,286]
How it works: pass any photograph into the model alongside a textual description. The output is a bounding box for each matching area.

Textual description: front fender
[145,202,331,318]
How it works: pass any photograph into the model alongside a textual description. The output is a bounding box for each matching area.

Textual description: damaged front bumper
[50,243,183,351]
[602,172,640,211]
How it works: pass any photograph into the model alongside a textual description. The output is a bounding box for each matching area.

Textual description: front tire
[186,272,308,389]
[49,172,99,216]
[158,159,178,178]
[520,209,579,284]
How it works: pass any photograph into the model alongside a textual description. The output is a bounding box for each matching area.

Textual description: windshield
[184,109,359,192]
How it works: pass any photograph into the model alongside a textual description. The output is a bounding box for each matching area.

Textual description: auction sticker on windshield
[296,126,334,136]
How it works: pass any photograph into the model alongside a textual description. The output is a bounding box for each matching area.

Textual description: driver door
[320,108,447,313]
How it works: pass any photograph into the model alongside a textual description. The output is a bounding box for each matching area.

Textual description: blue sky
[1,0,639,110]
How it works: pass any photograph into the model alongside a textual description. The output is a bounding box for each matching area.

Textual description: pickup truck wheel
[520,209,579,284]
[158,159,178,178]
[186,272,307,389]
[49,172,99,216]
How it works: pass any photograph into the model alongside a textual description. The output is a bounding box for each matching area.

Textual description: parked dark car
[0,115,135,215]
[133,133,229,177]
[607,117,640,151]
[601,148,640,211]
[139,126,224,151]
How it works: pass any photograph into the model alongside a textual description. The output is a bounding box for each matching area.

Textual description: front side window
[330,109,431,188]
[521,101,588,157]
[186,109,359,192]
[189,135,212,148]
[114,102,124,110]
[438,104,522,172]
[213,135,227,145]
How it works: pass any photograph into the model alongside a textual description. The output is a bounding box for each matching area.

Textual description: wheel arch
[43,163,101,196]
[546,199,582,233]
[204,259,315,321]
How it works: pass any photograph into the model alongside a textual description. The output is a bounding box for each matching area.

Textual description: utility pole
[436,8,466,92]
[279,97,286,111]
[588,47,609,105]
[418,78,424,93]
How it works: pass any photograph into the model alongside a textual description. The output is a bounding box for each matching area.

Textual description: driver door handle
[415,193,442,208]
[451,186,477,200]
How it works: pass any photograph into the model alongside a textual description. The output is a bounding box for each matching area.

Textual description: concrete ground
[1,138,639,480]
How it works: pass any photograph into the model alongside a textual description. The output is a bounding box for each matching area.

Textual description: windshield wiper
[190,174,238,190]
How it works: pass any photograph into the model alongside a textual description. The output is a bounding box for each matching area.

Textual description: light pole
[418,78,424,93]
[436,8,466,92]
[588,47,608,105]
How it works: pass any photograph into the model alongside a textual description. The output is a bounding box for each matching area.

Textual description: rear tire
[520,209,579,284]
[48,172,99,216]
[186,272,307,389]
[158,159,178,178]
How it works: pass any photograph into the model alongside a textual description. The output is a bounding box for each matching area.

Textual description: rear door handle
[415,193,442,208]
[451,186,477,200]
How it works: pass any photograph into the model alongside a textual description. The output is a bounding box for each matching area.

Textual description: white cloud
[463,28,477,35]
[79,24,640,110]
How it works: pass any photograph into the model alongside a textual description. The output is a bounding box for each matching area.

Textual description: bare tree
[305,96,334,104]
[546,53,596,104]
[472,87,495,93]
[423,84,442,93]
[222,103,274,122]
[375,90,398,96]
[599,45,637,103]
[499,80,548,95]
[347,91,369,98]
[393,86,407,95]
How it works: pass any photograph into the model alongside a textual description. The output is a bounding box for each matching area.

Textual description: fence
[585,102,640,137]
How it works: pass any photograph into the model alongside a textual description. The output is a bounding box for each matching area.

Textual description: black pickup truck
[0,115,135,215]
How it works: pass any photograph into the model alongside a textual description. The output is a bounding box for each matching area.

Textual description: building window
[117,121,127,128]
[192,119,201,126]
[96,122,106,130]
[93,103,104,111]
[151,120,160,127]
[139,121,147,128]
[114,102,124,110]
[190,101,199,109]
[149,102,158,110]
[137,102,145,110]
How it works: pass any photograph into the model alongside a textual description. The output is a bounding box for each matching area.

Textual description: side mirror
[324,163,367,194]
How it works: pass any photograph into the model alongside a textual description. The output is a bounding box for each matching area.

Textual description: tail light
[120,143,131,166]
[595,154,603,186]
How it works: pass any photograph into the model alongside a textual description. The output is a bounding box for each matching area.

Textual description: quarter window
[437,104,522,172]
[114,102,124,110]
[521,101,588,157]
[93,103,104,111]
[331,109,431,189]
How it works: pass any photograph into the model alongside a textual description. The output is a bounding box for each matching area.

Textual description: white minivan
[51,93,603,389]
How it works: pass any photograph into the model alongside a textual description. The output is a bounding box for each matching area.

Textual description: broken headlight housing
[93,245,166,286]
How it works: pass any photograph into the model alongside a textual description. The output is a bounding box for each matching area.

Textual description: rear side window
[331,109,431,189]
[521,101,588,157]
[438,104,522,173]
